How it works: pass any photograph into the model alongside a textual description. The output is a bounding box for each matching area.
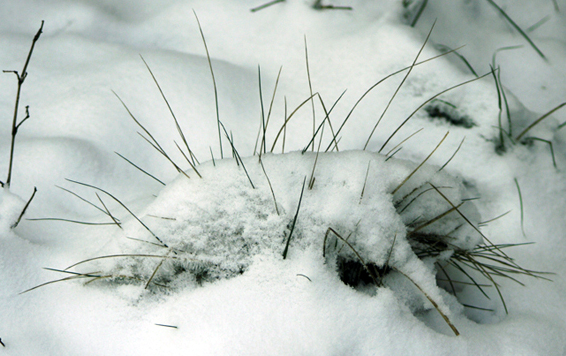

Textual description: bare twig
[11,187,37,229]
[3,21,44,188]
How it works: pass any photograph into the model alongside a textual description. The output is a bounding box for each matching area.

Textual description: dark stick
[3,21,44,188]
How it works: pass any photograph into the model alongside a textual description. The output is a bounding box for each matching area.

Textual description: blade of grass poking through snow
[20,272,104,294]
[410,0,428,27]
[479,210,511,227]
[435,44,478,77]
[428,184,513,263]
[526,137,557,168]
[94,192,122,229]
[282,177,307,259]
[308,121,325,189]
[385,128,424,158]
[259,156,280,215]
[325,46,464,152]
[11,187,37,228]
[217,120,255,189]
[270,92,319,152]
[112,91,190,179]
[303,91,345,153]
[65,254,184,271]
[514,178,526,237]
[250,0,285,12]
[515,102,566,141]
[255,65,267,156]
[66,179,170,248]
[379,72,491,153]
[139,55,201,178]
[438,136,465,172]
[304,36,316,151]
[391,132,449,195]
[194,11,223,159]
[359,161,371,202]
[254,66,282,156]
[282,97,287,153]
[490,65,505,150]
[115,152,165,185]
[26,218,119,226]
[145,250,172,289]
[392,267,460,336]
[486,0,546,60]
[363,20,436,150]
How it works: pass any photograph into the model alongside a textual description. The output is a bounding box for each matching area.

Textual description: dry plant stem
[325,46,464,152]
[436,44,478,77]
[155,324,178,329]
[359,161,371,202]
[139,55,201,178]
[11,187,37,228]
[379,72,491,153]
[490,65,506,148]
[3,21,44,188]
[282,177,306,259]
[486,0,546,60]
[250,0,285,12]
[363,20,436,150]
[194,11,223,159]
[391,131,449,195]
[308,122,325,189]
[516,102,566,141]
[27,218,118,226]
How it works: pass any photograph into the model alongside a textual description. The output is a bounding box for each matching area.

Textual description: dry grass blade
[65,253,184,270]
[304,35,316,151]
[66,179,169,248]
[115,152,165,185]
[254,66,282,156]
[145,251,171,289]
[20,271,102,294]
[379,72,491,153]
[250,0,285,12]
[259,156,280,215]
[282,177,307,259]
[363,20,436,150]
[303,91,345,153]
[270,92,319,152]
[391,131,449,195]
[438,136,465,172]
[11,187,37,228]
[385,128,424,157]
[139,55,200,178]
[26,218,118,226]
[194,11,223,159]
[514,178,526,237]
[515,102,566,141]
[409,202,464,234]
[94,192,122,229]
[393,267,460,336]
[325,46,464,152]
[435,44,478,77]
[486,0,546,60]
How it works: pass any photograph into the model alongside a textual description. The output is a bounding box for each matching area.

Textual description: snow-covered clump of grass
[66,146,487,335]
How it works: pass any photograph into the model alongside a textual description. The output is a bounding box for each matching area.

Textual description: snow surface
[1,0,566,355]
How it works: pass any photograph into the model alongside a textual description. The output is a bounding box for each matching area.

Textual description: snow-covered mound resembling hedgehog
[89,150,480,325]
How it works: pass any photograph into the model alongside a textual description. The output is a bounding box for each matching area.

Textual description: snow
[1,0,566,355]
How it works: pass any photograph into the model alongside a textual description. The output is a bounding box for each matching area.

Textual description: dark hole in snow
[425,102,476,129]
[336,256,390,288]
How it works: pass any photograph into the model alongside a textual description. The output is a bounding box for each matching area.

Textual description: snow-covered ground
[1,0,566,354]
